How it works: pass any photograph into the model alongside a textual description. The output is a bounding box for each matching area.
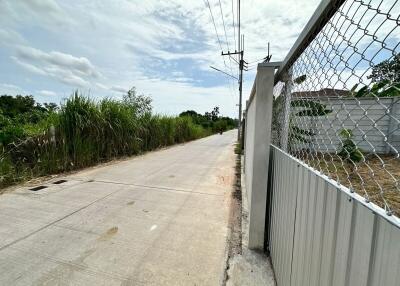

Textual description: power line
[247,57,268,65]
[237,0,240,54]
[205,0,244,140]
[210,66,238,80]
[217,0,237,101]
[231,0,236,50]
[204,0,236,100]
[204,0,231,74]
[218,0,230,51]
[205,0,224,52]
[229,54,239,64]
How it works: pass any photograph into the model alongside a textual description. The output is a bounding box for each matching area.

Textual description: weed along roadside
[0,88,237,189]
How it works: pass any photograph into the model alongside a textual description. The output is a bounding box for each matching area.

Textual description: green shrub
[338,129,364,163]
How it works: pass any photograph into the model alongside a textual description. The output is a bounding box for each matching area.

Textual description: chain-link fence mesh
[272,0,400,216]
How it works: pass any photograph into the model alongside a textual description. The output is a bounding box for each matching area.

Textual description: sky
[0,0,322,117]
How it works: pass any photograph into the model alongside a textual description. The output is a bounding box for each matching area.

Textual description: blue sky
[0,0,323,117]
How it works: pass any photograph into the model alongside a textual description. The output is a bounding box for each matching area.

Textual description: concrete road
[0,130,237,285]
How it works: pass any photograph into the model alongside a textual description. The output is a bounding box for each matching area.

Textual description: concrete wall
[290,97,400,154]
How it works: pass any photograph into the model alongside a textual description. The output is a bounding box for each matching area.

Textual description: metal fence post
[386,97,400,154]
[280,71,293,152]
[247,63,277,250]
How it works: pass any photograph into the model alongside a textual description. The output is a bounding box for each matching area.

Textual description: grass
[0,92,218,188]
[299,151,400,217]
[234,142,243,155]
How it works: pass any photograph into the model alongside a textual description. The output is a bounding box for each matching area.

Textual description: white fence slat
[318,182,339,286]
[347,202,376,286]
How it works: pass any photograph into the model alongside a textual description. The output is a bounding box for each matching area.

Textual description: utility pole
[222,43,245,141]
[210,0,244,141]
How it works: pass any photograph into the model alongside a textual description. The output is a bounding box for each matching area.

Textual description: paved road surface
[0,130,237,285]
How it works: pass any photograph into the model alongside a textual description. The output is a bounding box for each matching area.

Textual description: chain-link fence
[272,0,400,217]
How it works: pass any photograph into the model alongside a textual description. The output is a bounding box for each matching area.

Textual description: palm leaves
[286,75,332,148]
[350,81,400,98]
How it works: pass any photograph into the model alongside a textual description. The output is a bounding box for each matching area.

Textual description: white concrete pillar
[247,64,276,250]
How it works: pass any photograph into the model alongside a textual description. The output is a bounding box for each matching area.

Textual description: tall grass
[0,92,211,188]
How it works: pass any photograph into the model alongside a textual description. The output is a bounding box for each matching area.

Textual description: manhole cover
[30,186,48,191]
[53,180,67,185]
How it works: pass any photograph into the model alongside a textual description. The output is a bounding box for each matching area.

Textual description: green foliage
[272,74,332,150]
[179,107,237,131]
[0,95,57,147]
[0,89,218,188]
[234,142,243,155]
[123,87,152,116]
[291,100,332,116]
[213,119,228,133]
[288,100,332,148]
[289,75,332,147]
[338,129,364,163]
[367,53,400,83]
[293,74,307,85]
[349,54,400,98]
[350,81,400,98]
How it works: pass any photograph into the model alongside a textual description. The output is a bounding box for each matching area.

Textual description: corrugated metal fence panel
[269,145,400,286]
[269,147,300,286]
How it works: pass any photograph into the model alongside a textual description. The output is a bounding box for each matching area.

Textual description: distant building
[292,88,350,98]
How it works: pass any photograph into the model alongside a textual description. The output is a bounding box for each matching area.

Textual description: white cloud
[0,0,71,28]
[11,56,47,76]
[110,86,128,93]
[38,90,57,97]
[12,46,100,88]
[0,28,25,46]
[0,83,26,95]
[16,46,100,78]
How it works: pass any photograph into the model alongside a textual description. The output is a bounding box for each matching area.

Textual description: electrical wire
[204,0,227,67]
[204,0,238,101]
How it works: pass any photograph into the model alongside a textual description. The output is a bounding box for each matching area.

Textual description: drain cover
[29,186,48,191]
[53,180,67,185]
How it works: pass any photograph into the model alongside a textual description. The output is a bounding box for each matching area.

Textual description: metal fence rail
[272,0,400,217]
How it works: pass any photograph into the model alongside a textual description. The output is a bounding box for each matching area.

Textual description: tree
[350,54,400,98]
[367,53,400,83]
[211,106,219,121]
[178,107,236,131]
[44,102,58,112]
[123,87,152,116]
[0,95,36,118]
[179,110,199,118]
